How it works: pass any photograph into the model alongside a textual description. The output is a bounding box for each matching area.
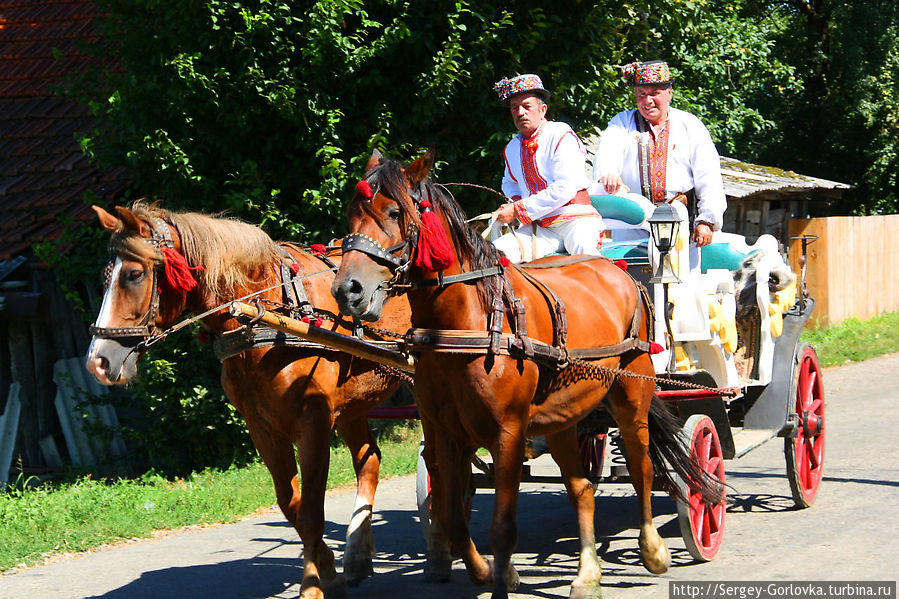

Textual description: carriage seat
[590,193,653,265]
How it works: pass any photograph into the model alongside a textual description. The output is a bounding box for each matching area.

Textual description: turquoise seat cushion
[590,194,647,225]
[700,242,757,273]
[600,242,648,263]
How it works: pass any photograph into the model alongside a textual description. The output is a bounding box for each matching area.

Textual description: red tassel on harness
[160,246,203,293]
[649,342,665,355]
[614,259,628,271]
[414,200,455,272]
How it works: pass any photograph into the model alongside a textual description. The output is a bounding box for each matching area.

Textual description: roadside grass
[3,312,897,574]
[0,420,422,573]
[800,311,899,367]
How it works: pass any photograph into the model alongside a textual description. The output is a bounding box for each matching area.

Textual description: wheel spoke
[707,456,723,476]
[806,438,820,470]
[696,504,708,544]
[807,398,823,417]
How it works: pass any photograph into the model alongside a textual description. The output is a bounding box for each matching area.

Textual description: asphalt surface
[2,353,898,599]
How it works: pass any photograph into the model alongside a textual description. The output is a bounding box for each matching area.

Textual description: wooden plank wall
[788,216,899,328]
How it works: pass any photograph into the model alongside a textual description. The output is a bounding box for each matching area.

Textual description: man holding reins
[592,60,726,247]
[490,74,604,263]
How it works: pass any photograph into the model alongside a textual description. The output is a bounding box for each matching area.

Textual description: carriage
[405,191,824,562]
[86,153,824,598]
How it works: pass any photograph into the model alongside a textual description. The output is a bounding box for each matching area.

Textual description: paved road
[3,354,898,599]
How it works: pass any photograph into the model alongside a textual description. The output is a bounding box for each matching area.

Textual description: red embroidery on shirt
[650,124,669,203]
[520,133,547,196]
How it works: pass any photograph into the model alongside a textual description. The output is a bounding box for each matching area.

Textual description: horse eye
[123,268,145,284]
[388,208,401,221]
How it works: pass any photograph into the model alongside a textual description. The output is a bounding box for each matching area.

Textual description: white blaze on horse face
[94,257,124,330]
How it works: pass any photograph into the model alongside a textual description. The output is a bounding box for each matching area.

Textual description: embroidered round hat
[623,61,671,86]
[493,74,551,103]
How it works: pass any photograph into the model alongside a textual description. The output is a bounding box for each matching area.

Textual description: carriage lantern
[648,202,681,284]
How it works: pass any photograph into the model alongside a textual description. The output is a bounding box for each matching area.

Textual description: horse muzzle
[86,337,141,385]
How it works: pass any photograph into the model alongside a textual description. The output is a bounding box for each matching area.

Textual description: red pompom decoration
[649,342,665,355]
[614,259,628,271]
[499,256,511,267]
[420,199,431,209]
[356,180,373,198]
[314,317,324,327]
[414,210,455,273]
[301,316,310,323]
[310,243,327,255]
[289,262,300,275]
[197,330,212,343]
[160,246,204,293]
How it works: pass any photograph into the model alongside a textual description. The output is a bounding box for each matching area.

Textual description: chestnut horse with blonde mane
[85,201,410,599]
[332,151,716,599]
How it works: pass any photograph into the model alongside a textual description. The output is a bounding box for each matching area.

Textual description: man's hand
[492,202,517,224]
[599,174,624,194]
[692,223,713,247]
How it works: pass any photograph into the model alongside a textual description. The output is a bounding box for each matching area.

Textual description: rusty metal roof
[0,0,130,260]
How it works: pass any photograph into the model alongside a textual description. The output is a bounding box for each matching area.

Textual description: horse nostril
[97,355,110,373]
[348,278,363,295]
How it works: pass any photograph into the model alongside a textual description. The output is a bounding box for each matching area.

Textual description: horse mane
[361,157,505,311]
[114,200,282,300]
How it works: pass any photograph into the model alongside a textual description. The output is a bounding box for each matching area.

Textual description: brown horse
[332,151,716,599]
[85,201,411,599]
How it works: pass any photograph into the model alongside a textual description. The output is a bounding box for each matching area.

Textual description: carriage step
[731,428,777,458]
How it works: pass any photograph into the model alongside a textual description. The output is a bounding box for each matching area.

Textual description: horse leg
[606,375,670,575]
[485,427,526,598]
[420,418,456,583]
[545,427,603,599]
[292,415,347,599]
[242,418,345,599]
[334,415,380,585]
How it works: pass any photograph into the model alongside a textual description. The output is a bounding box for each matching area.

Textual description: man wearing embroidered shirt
[592,61,726,247]
[490,74,603,263]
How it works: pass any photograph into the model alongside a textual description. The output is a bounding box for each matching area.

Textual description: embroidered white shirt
[502,121,596,226]
[592,106,726,230]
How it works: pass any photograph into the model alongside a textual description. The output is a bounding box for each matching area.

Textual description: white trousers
[491,216,604,263]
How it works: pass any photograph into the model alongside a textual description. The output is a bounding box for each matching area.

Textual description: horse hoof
[570,582,603,599]
[506,564,520,591]
[424,557,453,583]
[641,542,670,574]
[322,574,348,599]
[343,559,374,587]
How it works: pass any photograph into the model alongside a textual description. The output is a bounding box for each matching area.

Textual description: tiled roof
[0,0,130,260]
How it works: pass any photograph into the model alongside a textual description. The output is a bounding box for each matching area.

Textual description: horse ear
[92,205,119,232]
[114,206,152,237]
[404,148,436,186]
[364,149,383,174]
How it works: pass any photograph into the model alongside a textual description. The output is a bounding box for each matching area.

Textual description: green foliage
[0,464,273,572]
[114,328,257,477]
[0,423,423,572]
[801,311,899,368]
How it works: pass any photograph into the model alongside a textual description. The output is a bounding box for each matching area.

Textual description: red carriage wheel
[785,343,826,508]
[675,414,726,562]
[577,431,607,478]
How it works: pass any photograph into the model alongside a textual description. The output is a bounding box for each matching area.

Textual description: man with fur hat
[592,60,725,247]
[490,74,603,263]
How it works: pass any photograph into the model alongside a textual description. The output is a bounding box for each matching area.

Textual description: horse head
[331,149,438,320]
[85,203,200,385]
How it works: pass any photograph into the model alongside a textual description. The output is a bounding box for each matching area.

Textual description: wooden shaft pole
[228,301,415,373]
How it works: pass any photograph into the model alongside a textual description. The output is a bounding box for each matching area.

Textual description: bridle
[340,178,507,295]
[89,217,175,344]
[340,179,426,294]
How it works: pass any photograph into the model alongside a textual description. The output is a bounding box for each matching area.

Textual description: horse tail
[647,395,722,504]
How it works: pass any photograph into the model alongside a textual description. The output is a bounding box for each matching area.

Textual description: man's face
[635,85,672,126]
[509,93,548,137]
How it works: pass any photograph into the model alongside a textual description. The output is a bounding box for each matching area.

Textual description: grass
[3,311,898,574]
[0,421,422,573]
[800,311,899,367]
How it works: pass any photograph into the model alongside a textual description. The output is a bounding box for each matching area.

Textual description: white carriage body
[591,192,799,389]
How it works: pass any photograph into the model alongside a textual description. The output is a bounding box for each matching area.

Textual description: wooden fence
[788,215,899,328]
